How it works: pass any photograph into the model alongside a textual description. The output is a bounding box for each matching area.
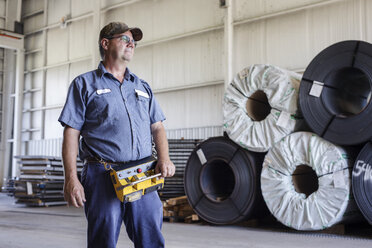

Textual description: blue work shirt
[58,62,166,162]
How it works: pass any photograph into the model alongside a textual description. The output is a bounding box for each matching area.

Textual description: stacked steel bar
[158,139,201,201]
[1,177,16,196]
[13,156,83,207]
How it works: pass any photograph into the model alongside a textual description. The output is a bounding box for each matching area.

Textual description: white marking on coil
[26,182,33,195]
[333,170,345,188]
[196,149,207,165]
[238,68,249,80]
[96,88,111,95]
[276,111,292,129]
[309,81,324,97]
[353,160,372,181]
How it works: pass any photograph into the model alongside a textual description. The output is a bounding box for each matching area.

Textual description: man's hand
[155,159,175,178]
[64,177,86,208]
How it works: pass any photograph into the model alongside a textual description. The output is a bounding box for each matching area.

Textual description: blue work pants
[81,162,165,248]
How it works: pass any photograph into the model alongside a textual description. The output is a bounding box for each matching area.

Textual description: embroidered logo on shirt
[135,89,149,98]
[96,89,111,95]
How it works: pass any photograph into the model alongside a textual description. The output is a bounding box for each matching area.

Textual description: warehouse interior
[1,0,372,247]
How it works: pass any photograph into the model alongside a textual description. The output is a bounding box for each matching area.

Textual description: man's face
[105,30,135,62]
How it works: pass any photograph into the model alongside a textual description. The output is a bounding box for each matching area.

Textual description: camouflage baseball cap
[99,22,143,42]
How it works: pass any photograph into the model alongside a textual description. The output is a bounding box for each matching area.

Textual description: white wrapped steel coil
[223,64,302,152]
[261,132,354,230]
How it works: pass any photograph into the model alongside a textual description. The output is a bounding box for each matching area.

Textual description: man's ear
[101,38,109,51]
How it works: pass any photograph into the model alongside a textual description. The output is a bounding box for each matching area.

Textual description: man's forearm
[152,123,170,161]
[151,121,175,177]
[62,126,85,207]
[62,127,80,179]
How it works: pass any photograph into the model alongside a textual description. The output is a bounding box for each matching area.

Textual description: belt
[84,157,129,170]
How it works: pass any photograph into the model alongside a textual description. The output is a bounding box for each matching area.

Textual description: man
[58,22,175,248]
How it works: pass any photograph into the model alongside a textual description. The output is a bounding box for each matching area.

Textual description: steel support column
[223,0,233,89]
[92,0,101,68]
[11,48,24,177]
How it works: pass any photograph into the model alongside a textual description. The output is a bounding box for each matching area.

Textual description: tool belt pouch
[109,156,164,202]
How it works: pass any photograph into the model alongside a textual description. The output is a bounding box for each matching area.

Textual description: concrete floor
[0,194,371,248]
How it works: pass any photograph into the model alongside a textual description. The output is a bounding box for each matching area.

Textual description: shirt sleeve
[58,77,86,131]
[141,80,166,124]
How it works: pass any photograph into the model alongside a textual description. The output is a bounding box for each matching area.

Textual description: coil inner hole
[324,67,371,117]
[200,159,235,202]
[292,165,319,198]
[246,90,271,121]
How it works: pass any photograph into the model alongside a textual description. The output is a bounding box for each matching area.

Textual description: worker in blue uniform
[58,22,175,248]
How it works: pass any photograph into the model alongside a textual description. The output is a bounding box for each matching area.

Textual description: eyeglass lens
[121,35,137,47]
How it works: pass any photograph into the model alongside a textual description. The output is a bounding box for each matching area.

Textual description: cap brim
[129,27,143,41]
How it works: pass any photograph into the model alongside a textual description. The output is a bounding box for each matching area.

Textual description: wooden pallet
[162,195,200,223]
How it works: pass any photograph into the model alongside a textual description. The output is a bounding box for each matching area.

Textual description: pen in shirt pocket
[134,89,150,99]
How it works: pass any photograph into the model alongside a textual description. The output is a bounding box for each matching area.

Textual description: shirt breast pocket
[136,96,150,121]
[92,93,119,123]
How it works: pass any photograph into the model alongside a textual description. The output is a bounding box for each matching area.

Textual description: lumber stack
[162,195,200,223]
[13,156,82,207]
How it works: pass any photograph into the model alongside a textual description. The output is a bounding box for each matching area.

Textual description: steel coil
[223,64,302,152]
[352,142,372,224]
[184,136,265,224]
[261,132,356,230]
[299,40,372,145]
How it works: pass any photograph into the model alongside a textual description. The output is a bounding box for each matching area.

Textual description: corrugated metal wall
[233,0,370,72]
[19,0,372,155]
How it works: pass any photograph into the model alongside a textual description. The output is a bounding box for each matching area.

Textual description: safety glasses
[106,34,137,47]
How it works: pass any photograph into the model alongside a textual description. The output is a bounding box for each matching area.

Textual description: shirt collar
[124,67,131,81]
[97,61,134,82]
